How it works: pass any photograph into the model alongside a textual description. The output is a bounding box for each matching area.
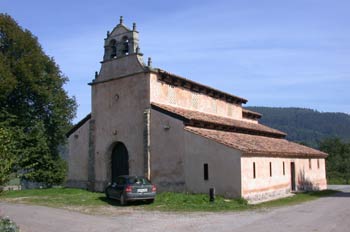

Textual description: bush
[0,217,20,232]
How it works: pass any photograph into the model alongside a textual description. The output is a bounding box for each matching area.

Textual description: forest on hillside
[246,107,350,148]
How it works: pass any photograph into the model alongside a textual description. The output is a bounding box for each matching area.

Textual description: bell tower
[95,16,147,82]
[88,17,152,192]
[103,16,141,60]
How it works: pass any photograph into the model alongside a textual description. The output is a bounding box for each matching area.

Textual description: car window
[128,177,150,185]
[116,177,126,185]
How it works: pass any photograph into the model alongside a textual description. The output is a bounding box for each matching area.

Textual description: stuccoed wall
[150,73,244,120]
[91,72,150,191]
[183,130,242,198]
[241,117,259,124]
[98,54,145,81]
[295,158,327,190]
[241,156,327,202]
[150,108,242,197]
[66,119,90,189]
[149,109,186,191]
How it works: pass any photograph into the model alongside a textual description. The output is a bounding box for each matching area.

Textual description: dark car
[105,175,156,205]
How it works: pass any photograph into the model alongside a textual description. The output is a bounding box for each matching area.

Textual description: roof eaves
[242,108,262,119]
[156,69,248,105]
[66,113,91,138]
[242,151,328,158]
[150,104,189,123]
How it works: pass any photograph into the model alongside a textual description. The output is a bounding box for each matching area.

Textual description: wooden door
[111,142,129,183]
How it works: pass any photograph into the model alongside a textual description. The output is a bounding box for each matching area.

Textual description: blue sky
[1,0,349,122]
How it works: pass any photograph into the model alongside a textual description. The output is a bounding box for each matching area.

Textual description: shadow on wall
[297,169,320,191]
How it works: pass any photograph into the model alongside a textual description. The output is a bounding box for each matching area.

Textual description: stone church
[66,17,327,202]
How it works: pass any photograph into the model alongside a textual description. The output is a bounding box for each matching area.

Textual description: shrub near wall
[0,217,20,232]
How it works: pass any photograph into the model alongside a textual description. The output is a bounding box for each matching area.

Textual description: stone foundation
[65,180,89,189]
[244,188,291,204]
[93,180,108,192]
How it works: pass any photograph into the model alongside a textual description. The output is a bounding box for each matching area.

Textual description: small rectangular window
[283,161,285,175]
[204,163,209,180]
[309,159,312,169]
[269,162,272,177]
[317,159,320,169]
[253,162,256,179]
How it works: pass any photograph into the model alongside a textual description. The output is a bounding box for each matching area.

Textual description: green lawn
[0,188,338,213]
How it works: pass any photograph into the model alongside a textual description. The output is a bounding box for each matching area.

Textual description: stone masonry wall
[241,156,327,202]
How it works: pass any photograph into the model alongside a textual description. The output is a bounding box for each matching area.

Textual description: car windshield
[128,177,150,185]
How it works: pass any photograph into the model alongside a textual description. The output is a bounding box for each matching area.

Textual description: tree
[18,122,67,186]
[319,138,350,184]
[0,126,16,186]
[0,110,21,187]
[0,14,76,185]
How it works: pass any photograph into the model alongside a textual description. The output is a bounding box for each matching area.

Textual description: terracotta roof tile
[242,108,262,119]
[151,102,286,138]
[185,127,327,158]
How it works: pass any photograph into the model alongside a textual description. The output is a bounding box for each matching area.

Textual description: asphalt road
[1,185,350,232]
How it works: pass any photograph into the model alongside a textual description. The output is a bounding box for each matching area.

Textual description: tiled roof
[151,102,286,138]
[242,108,262,119]
[185,127,327,158]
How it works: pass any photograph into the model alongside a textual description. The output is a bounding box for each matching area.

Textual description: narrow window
[269,162,272,177]
[317,159,320,169]
[109,40,117,58]
[283,161,285,175]
[253,162,256,179]
[309,159,312,169]
[204,163,209,180]
[121,36,129,55]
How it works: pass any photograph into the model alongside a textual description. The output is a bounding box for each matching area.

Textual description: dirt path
[1,185,350,232]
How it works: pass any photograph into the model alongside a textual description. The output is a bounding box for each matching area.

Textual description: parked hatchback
[105,175,156,205]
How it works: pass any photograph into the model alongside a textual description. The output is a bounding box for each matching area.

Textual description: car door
[109,182,118,198]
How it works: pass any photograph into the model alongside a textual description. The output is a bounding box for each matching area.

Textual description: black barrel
[209,187,215,202]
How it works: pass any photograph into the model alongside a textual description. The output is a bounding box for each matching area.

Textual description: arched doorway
[111,142,129,183]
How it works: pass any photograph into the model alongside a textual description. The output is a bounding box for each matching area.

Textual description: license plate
[137,188,148,193]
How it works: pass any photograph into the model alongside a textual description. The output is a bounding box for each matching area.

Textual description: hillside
[246,107,350,148]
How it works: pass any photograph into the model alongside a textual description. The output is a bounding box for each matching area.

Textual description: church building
[66,17,327,202]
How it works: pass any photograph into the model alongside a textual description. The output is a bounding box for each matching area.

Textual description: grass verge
[0,188,338,213]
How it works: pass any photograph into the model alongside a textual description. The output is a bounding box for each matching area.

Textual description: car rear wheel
[120,194,127,206]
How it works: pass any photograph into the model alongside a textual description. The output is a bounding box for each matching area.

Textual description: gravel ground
[1,185,349,232]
